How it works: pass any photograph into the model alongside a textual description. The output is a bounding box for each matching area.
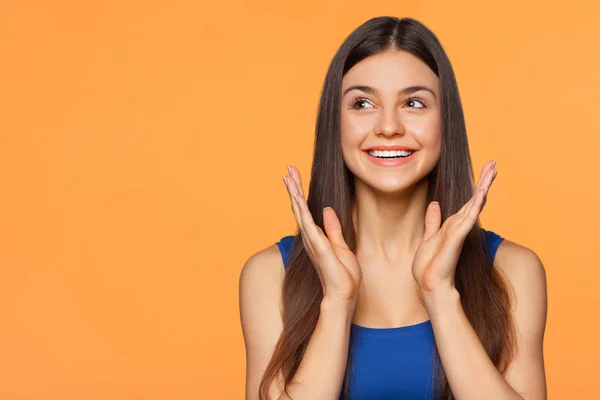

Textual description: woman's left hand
[411,160,498,295]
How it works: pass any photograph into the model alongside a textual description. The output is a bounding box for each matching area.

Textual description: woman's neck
[352,177,429,265]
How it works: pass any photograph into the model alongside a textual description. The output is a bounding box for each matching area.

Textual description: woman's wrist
[422,286,460,317]
[320,296,356,320]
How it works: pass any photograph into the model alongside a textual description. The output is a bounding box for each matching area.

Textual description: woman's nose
[375,109,405,137]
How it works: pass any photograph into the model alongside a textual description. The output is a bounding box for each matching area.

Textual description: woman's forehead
[342,50,439,95]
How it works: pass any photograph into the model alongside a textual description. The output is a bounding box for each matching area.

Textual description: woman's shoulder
[489,236,548,380]
[492,236,547,309]
[493,236,544,274]
[239,243,286,293]
[239,243,286,346]
[239,243,287,399]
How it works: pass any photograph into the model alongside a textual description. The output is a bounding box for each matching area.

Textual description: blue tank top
[275,229,504,400]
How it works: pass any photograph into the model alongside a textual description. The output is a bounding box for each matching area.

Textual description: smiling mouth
[366,149,414,159]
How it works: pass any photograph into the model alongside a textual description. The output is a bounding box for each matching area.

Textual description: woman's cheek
[341,114,374,147]
[408,117,441,150]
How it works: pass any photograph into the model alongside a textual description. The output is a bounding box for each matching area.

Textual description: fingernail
[283,176,288,187]
[287,166,292,175]
[491,160,497,168]
[493,169,498,179]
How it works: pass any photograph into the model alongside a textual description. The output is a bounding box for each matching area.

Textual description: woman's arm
[276,298,353,400]
[411,161,547,399]
[239,246,354,400]
[422,241,547,400]
[239,245,287,400]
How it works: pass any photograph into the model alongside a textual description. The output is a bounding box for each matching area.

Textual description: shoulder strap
[276,235,295,270]
[483,229,504,262]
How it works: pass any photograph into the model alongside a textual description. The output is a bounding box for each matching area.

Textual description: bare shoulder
[239,243,286,303]
[239,242,286,335]
[494,238,547,298]
[493,237,548,337]
[491,239,548,397]
[239,243,287,399]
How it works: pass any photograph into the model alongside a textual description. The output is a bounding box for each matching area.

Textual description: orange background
[0,1,598,398]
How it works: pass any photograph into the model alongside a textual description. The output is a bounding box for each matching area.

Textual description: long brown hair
[259,16,516,400]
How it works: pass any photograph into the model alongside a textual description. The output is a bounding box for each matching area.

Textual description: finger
[285,176,315,257]
[480,169,497,211]
[322,207,348,250]
[475,160,496,192]
[285,174,322,259]
[455,161,496,219]
[288,166,305,199]
[284,170,304,200]
[423,201,441,241]
[459,186,487,234]
[293,194,318,255]
[456,163,491,217]
[284,176,303,227]
[284,171,310,221]
[296,216,324,288]
[461,164,496,220]
[294,193,329,254]
[460,167,496,233]
[474,166,496,207]
[294,198,334,287]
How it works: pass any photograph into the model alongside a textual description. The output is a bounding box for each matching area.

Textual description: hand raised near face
[283,166,362,306]
[411,160,498,294]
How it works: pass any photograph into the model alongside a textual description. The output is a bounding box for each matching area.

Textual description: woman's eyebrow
[342,85,437,99]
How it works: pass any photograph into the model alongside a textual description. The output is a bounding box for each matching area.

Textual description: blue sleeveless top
[275,229,504,400]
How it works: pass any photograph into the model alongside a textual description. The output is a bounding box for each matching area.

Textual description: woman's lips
[364,150,417,167]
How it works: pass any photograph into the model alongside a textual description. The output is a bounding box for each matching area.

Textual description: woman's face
[340,50,442,194]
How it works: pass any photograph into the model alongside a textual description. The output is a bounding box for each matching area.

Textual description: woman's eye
[350,98,373,110]
[405,98,426,109]
[349,97,427,111]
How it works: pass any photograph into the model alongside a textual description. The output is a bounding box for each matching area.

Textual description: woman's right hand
[283,166,362,306]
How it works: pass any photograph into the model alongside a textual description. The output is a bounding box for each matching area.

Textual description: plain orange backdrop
[0,0,598,398]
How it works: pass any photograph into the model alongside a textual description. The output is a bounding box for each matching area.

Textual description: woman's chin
[366,181,417,196]
[355,174,430,196]
[352,169,431,196]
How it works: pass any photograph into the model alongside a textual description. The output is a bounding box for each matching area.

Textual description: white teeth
[368,150,413,158]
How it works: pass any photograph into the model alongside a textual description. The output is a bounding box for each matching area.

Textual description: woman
[239,16,547,400]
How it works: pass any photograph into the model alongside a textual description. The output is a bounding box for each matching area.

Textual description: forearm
[424,288,522,400]
[277,299,353,400]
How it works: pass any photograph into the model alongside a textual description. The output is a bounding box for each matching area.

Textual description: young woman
[239,16,547,400]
